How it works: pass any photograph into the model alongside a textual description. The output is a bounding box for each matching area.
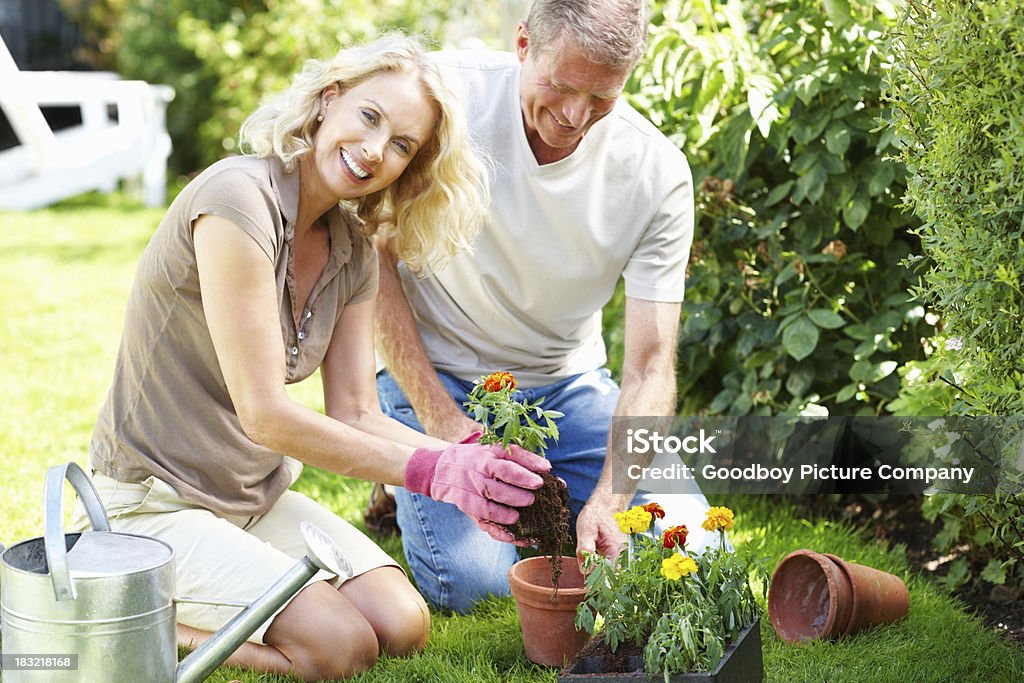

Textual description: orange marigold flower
[483,371,516,393]
[702,506,735,532]
[662,524,688,549]
[641,502,666,520]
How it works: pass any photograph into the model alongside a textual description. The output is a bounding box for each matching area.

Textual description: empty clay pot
[508,555,589,667]
[767,549,909,644]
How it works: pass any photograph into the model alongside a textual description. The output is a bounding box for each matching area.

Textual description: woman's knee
[375,589,431,655]
[265,583,379,680]
[339,568,430,655]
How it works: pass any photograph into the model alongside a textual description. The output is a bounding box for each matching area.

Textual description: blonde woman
[80,34,550,681]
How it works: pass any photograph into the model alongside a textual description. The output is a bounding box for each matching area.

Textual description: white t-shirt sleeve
[623,160,694,303]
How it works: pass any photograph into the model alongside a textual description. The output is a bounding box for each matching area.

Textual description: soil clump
[502,472,571,592]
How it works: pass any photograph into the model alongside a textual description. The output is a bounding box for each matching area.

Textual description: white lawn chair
[0,36,175,210]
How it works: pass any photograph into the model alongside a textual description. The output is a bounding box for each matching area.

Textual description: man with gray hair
[372,0,712,612]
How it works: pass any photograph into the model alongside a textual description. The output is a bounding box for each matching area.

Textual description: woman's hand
[404,434,551,524]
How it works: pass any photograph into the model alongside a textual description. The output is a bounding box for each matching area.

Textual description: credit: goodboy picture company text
[611,416,1016,495]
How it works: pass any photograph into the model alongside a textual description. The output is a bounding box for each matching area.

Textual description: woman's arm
[193,214,417,485]
[320,290,449,451]
[194,214,548,525]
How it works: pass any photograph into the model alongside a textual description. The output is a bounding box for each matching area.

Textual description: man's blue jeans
[377,368,713,613]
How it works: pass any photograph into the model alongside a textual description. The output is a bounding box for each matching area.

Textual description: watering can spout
[175,521,353,683]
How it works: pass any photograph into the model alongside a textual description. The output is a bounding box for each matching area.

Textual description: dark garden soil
[503,472,571,588]
[797,495,1024,648]
[566,633,645,674]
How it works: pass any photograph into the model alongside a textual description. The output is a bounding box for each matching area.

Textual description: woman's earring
[316,114,324,122]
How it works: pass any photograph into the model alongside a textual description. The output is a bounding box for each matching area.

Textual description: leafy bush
[174,0,452,171]
[623,0,936,418]
[887,0,1024,416]
[62,0,460,177]
[117,0,248,175]
[887,0,1024,591]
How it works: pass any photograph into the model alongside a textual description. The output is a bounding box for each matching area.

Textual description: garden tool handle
[44,461,111,602]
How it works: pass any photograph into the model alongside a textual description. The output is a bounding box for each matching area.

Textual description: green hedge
[886,0,1024,591]
[888,0,1024,417]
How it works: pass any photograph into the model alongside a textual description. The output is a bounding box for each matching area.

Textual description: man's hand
[574,496,629,571]
[574,298,681,572]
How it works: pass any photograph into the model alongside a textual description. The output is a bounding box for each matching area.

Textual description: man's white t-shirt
[398,49,694,387]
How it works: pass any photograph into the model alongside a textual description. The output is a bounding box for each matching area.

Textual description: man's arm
[374,238,482,441]
[575,296,681,563]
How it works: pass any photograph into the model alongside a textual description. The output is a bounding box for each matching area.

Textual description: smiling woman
[240,33,489,273]
[70,32,547,683]
[310,72,435,204]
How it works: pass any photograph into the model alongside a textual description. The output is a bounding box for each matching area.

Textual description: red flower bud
[662,524,688,549]
[641,502,666,520]
[483,371,516,393]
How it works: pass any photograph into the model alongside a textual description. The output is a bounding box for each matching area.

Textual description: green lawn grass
[2,196,1022,682]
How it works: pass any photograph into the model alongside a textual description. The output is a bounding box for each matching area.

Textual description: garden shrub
[62,0,460,177]
[624,0,936,417]
[173,0,453,172]
[887,0,1024,591]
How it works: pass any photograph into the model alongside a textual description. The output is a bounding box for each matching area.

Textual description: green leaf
[765,180,793,207]
[748,74,781,138]
[790,149,820,174]
[825,122,852,155]
[850,360,898,383]
[835,384,858,403]
[868,161,896,196]
[793,111,830,145]
[875,360,898,380]
[937,558,970,590]
[824,0,854,29]
[981,559,1007,585]
[808,308,846,329]
[786,364,816,396]
[864,216,894,245]
[782,315,819,361]
[709,389,737,414]
[849,360,872,383]
[743,349,777,369]
[794,165,828,204]
[819,152,846,174]
[718,110,753,178]
[843,195,870,230]
[793,72,822,105]
[843,323,874,341]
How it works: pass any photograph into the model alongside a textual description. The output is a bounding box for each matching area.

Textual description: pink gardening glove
[405,432,551,525]
[473,519,534,546]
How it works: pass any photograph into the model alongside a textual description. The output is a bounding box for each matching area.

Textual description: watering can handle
[44,461,111,602]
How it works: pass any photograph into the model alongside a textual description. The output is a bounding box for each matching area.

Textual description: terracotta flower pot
[508,555,589,667]
[767,549,909,643]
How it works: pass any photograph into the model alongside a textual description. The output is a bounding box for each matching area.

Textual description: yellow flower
[614,506,654,534]
[661,554,698,581]
[702,506,735,532]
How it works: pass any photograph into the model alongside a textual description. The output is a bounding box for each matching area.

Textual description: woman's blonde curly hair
[240,32,488,273]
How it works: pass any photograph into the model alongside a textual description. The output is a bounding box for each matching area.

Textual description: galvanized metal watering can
[0,462,353,683]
